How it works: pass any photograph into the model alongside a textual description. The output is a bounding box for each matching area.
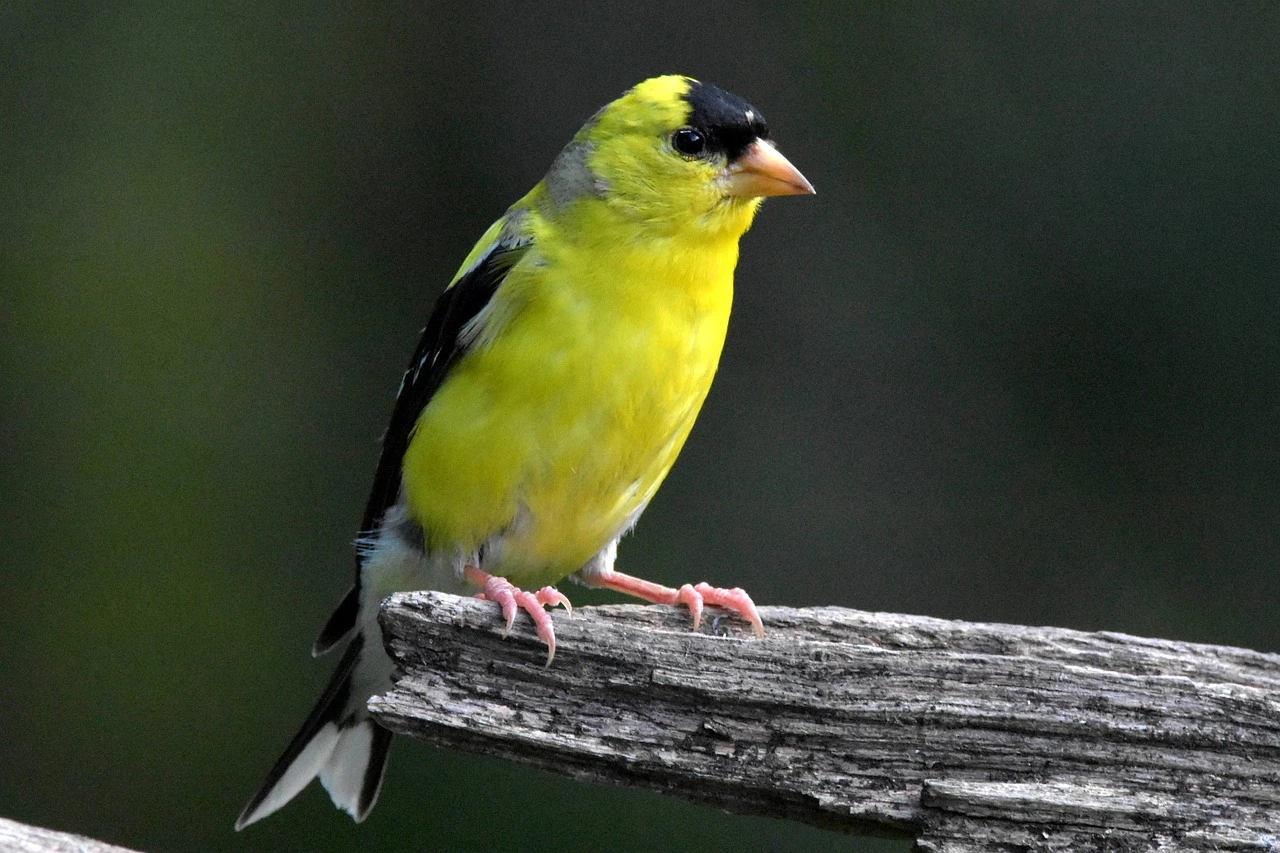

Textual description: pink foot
[585,569,764,637]
[464,566,571,664]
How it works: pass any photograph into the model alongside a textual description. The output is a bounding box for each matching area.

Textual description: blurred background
[4,2,1278,851]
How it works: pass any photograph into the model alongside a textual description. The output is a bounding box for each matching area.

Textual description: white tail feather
[319,721,379,820]
[236,723,340,829]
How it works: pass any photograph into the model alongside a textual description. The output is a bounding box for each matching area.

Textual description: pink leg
[585,568,764,637]
[464,565,571,664]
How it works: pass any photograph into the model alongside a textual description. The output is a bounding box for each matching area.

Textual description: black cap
[682,81,769,161]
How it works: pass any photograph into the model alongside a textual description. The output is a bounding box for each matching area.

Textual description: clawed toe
[586,569,765,637]
[670,581,763,637]
[693,582,764,638]
[674,584,704,631]
[465,566,570,665]
[535,586,572,615]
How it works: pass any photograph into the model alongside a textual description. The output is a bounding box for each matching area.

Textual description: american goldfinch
[236,74,813,829]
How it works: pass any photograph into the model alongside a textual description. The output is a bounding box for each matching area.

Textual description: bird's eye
[671,128,706,157]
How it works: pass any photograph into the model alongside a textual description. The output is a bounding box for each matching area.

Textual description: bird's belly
[401,282,730,588]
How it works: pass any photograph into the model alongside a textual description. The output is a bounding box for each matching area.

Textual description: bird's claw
[466,566,570,665]
[691,582,764,638]
[674,584,704,631]
[534,586,572,615]
[587,570,764,637]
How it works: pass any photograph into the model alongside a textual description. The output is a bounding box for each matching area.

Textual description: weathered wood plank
[0,818,143,853]
[371,592,1280,849]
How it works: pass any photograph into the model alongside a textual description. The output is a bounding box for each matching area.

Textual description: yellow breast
[401,218,738,588]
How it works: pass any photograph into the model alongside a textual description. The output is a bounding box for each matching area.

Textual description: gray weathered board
[371,592,1280,852]
[0,817,142,853]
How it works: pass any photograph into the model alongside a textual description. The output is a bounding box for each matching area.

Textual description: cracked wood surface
[371,592,1280,851]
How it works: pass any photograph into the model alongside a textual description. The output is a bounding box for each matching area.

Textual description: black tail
[236,634,392,829]
[312,584,359,657]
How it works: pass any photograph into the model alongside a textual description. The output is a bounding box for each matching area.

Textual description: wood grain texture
[0,818,142,853]
[371,592,1280,851]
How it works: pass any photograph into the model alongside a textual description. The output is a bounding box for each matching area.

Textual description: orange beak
[722,140,815,198]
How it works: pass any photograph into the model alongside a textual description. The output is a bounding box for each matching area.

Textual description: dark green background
[4,3,1277,851]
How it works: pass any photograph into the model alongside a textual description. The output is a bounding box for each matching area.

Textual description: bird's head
[541,75,813,243]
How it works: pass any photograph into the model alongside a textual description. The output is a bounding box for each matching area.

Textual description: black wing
[312,237,528,655]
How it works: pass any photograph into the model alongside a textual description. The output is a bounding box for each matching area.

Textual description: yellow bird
[237,74,813,829]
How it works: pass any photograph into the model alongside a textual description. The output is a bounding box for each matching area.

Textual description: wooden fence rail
[371,592,1280,852]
